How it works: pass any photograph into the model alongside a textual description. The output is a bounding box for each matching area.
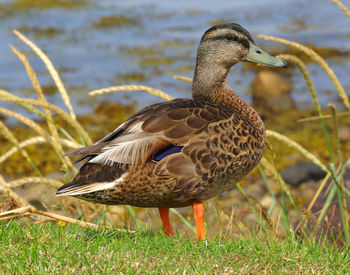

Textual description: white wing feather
[88,121,166,166]
[89,136,157,166]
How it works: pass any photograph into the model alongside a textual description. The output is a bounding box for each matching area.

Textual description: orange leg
[158,208,174,237]
[192,202,206,240]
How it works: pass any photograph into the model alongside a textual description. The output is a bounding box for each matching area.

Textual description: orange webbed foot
[192,202,206,240]
[158,208,174,237]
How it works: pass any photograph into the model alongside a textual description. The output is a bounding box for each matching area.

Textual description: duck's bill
[244,42,287,68]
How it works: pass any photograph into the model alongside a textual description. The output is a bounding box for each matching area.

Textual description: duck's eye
[225,34,234,41]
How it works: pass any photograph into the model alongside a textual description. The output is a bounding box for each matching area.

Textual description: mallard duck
[56,23,286,239]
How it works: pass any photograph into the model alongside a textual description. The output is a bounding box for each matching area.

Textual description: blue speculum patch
[153,145,183,162]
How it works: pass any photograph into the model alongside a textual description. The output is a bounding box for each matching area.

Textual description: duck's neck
[192,60,257,119]
[192,56,230,101]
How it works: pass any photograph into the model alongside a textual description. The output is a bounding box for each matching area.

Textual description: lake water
[0,0,349,120]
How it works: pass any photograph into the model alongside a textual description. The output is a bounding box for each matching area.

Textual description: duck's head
[196,23,287,69]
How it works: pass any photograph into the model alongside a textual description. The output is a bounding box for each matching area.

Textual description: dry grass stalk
[0,206,99,229]
[266,130,330,173]
[10,45,70,173]
[173,75,192,83]
[11,46,61,144]
[0,106,76,173]
[0,89,45,119]
[0,121,33,165]
[260,157,288,192]
[331,0,350,18]
[259,34,350,111]
[0,91,92,145]
[10,46,44,101]
[277,54,322,109]
[0,106,47,137]
[277,54,336,148]
[89,85,174,101]
[306,173,331,213]
[0,206,32,217]
[0,175,7,186]
[13,30,76,120]
[0,205,137,233]
[297,111,350,123]
[6,177,63,188]
[0,136,79,164]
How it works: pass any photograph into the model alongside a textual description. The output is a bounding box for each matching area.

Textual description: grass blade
[89,85,174,101]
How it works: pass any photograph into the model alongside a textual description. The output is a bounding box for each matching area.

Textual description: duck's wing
[66,98,230,167]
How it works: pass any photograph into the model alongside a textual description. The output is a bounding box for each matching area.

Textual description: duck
[56,23,286,239]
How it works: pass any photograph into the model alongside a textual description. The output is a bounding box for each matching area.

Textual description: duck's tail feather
[55,178,125,197]
[56,162,125,197]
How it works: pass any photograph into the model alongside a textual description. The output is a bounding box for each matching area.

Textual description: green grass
[1,221,349,274]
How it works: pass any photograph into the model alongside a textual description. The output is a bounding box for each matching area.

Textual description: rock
[339,124,350,141]
[281,162,327,187]
[261,196,274,209]
[15,183,58,211]
[108,205,127,225]
[45,171,65,179]
[251,71,294,112]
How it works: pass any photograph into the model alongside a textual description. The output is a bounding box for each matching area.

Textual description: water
[0,0,349,121]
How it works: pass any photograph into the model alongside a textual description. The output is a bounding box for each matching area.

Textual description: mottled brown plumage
[56,23,286,238]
